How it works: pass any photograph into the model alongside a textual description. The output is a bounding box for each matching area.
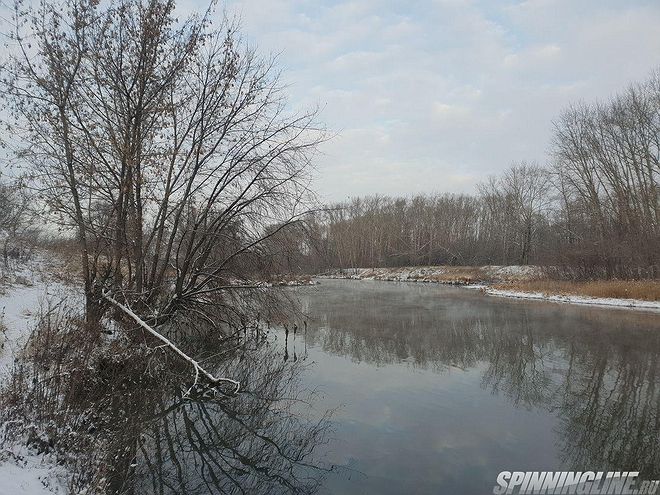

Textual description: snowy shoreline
[0,255,78,494]
[317,267,660,313]
[481,287,660,312]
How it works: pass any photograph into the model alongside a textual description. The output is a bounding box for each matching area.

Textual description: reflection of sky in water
[281,280,660,495]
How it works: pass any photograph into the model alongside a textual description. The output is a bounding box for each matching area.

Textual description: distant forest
[273,71,660,279]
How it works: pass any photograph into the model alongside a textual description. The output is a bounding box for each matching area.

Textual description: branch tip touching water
[101,291,240,395]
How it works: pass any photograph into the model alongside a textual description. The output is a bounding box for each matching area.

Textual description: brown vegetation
[409,267,486,284]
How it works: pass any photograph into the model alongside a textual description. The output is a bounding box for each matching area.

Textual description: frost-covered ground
[0,255,78,494]
[319,265,542,284]
[0,259,74,373]
[320,266,660,312]
[0,444,69,494]
[483,287,660,311]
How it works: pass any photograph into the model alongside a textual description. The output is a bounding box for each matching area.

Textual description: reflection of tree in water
[299,282,660,477]
[556,338,660,477]
[480,317,555,410]
[105,339,332,494]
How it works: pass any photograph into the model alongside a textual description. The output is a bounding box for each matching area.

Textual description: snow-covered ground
[482,287,660,312]
[0,261,73,373]
[319,265,543,284]
[0,256,77,494]
[0,444,68,494]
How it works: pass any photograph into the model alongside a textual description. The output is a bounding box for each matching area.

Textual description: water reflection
[295,280,660,483]
[106,338,332,495]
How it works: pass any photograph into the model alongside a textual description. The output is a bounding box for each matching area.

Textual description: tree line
[278,71,659,279]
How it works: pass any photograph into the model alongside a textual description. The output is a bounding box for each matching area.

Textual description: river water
[282,279,660,494]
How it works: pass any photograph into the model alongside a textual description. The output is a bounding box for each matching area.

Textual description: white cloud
[218,0,660,200]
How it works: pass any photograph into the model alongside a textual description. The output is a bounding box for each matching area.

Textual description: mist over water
[105,279,660,494]
[281,280,660,495]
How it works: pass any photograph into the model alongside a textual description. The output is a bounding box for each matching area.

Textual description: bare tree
[2,0,322,381]
[479,163,551,265]
[552,70,660,277]
[0,176,33,268]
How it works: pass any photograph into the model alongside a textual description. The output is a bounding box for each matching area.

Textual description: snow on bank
[318,266,660,312]
[319,265,543,284]
[0,444,67,494]
[0,256,76,494]
[0,259,73,373]
[482,287,660,312]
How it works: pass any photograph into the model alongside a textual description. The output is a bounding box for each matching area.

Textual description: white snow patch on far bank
[320,265,545,283]
[481,287,660,312]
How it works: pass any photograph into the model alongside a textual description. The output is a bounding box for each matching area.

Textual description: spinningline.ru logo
[493,471,660,494]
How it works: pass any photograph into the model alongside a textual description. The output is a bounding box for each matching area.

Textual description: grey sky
[214,0,660,202]
[3,0,658,201]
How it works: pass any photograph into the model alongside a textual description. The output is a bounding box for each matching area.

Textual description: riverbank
[318,265,541,284]
[318,266,660,311]
[318,265,544,285]
[0,255,77,493]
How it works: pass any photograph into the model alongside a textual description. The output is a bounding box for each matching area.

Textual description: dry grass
[494,280,660,302]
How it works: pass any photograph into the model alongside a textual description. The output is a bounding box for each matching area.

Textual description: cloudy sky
[213,0,660,202]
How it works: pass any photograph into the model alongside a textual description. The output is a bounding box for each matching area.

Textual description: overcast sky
[3,0,658,202]
[211,0,660,202]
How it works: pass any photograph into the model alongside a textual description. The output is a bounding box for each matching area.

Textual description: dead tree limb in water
[102,291,240,394]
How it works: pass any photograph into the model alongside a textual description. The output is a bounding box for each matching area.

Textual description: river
[281,279,660,494]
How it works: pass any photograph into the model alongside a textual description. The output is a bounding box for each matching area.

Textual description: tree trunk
[85,291,103,335]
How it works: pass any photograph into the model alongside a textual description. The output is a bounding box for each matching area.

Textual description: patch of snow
[483,265,543,280]
[319,265,545,283]
[0,255,80,494]
[0,444,67,494]
[0,260,73,374]
[463,284,488,290]
[484,288,660,312]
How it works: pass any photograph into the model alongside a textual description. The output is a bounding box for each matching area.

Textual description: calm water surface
[283,279,660,495]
